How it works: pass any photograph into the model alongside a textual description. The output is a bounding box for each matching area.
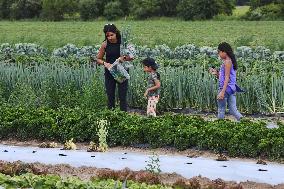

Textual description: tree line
[0,0,282,21]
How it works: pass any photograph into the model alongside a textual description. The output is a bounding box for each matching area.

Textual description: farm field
[0,19,284,188]
[0,20,283,50]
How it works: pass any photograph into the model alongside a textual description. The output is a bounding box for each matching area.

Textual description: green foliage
[104,1,124,20]
[119,0,130,15]
[250,0,278,9]
[79,77,107,111]
[0,0,15,19]
[8,83,37,108]
[0,0,283,20]
[0,45,284,115]
[0,81,5,104]
[0,21,283,51]
[236,0,249,5]
[245,3,284,20]
[97,119,108,152]
[177,0,235,20]
[79,0,100,20]
[0,105,283,160]
[174,124,199,150]
[108,114,144,146]
[0,173,171,189]
[10,0,42,20]
[41,0,78,21]
[145,153,161,174]
[158,0,179,16]
[130,0,161,19]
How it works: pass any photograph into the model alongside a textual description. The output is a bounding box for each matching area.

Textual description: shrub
[103,1,124,20]
[0,0,15,19]
[79,0,100,20]
[245,3,283,20]
[177,0,235,20]
[41,0,78,21]
[158,0,179,17]
[10,0,42,20]
[130,0,161,19]
[250,0,278,10]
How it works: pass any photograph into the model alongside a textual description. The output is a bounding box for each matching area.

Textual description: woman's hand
[104,62,112,69]
[119,55,134,62]
[118,56,127,62]
[217,91,225,100]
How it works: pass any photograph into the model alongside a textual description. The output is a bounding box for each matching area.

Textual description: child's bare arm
[144,79,161,98]
[147,79,160,92]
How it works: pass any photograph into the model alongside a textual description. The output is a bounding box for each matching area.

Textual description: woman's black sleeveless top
[105,41,120,64]
[105,41,120,76]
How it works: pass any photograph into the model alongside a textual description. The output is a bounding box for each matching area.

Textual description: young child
[210,42,243,121]
[142,58,161,117]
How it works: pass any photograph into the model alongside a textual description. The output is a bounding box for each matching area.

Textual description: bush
[158,0,179,17]
[103,1,124,20]
[245,3,283,20]
[250,0,278,10]
[130,0,161,19]
[119,0,130,16]
[177,0,235,20]
[236,0,249,6]
[41,0,78,21]
[0,105,283,160]
[79,0,100,20]
[0,0,15,19]
[9,0,42,20]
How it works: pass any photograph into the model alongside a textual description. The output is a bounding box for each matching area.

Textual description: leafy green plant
[97,119,109,152]
[63,138,77,150]
[145,153,161,174]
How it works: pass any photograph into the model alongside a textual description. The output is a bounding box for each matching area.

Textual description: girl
[210,42,243,121]
[142,58,161,117]
[97,24,134,111]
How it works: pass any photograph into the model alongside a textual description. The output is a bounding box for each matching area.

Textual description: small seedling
[145,152,161,174]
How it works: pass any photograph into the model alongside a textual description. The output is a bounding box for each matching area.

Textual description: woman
[97,24,134,111]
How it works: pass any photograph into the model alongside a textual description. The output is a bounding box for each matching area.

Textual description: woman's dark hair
[142,57,160,79]
[103,24,121,44]
[218,42,238,70]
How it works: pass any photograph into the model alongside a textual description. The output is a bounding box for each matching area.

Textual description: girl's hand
[144,89,149,98]
[209,68,218,76]
[217,91,225,100]
[104,62,112,69]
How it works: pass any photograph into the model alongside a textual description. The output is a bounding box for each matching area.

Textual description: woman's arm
[221,60,232,93]
[217,60,232,100]
[97,42,111,68]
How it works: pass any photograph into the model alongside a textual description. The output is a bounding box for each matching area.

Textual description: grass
[0,20,283,50]
[233,6,250,17]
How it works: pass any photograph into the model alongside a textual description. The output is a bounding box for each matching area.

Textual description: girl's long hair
[103,24,121,44]
[218,42,238,70]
